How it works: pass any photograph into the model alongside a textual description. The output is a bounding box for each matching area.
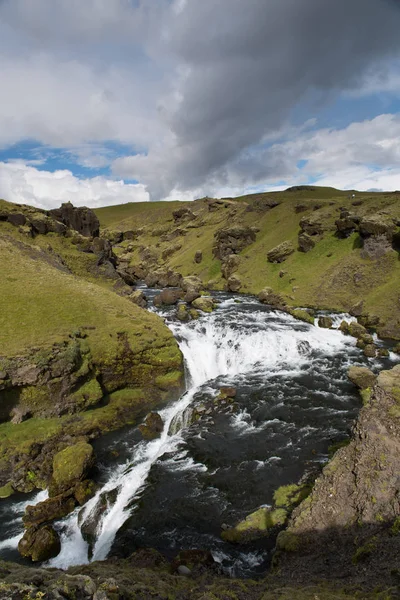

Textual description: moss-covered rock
[50,442,94,496]
[318,316,333,328]
[348,366,377,390]
[139,412,164,440]
[0,482,14,498]
[18,525,61,562]
[267,240,295,263]
[289,309,314,325]
[74,479,98,506]
[221,506,288,543]
[191,296,215,313]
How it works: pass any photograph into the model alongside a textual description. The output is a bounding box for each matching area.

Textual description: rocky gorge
[0,187,400,599]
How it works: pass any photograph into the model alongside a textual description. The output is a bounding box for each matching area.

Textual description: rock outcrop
[50,202,100,237]
[213,226,257,260]
[267,241,295,263]
[276,365,400,585]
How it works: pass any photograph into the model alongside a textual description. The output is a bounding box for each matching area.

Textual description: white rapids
[1,298,363,569]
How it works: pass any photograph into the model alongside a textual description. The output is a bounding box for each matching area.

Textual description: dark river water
[0,292,397,576]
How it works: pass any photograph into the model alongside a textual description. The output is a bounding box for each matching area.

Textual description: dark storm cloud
[158,0,400,192]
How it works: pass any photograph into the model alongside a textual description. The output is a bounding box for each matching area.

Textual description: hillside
[96,186,400,340]
[0,200,183,496]
[1,189,400,598]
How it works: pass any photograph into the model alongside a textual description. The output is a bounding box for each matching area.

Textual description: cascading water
[0,293,395,575]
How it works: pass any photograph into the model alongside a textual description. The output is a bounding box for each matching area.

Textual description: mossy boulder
[377,364,400,402]
[221,506,287,544]
[363,344,377,358]
[176,303,190,322]
[318,316,333,328]
[289,309,314,325]
[139,412,164,440]
[74,479,99,506]
[191,296,215,313]
[18,525,61,562]
[0,482,14,498]
[267,241,295,263]
[359,215,395,240]
[49,442,94,496]
[348,366,377,390]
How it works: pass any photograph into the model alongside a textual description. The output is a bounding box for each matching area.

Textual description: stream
[0,292,397,576]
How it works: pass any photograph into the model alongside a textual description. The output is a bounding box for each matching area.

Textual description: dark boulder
[194,250,203,264]
[7,213,27,227]
[18,526,61,562]
[49,202,100,237]
[139,412,164,440]
[298,233,315,253]
[335,216,360,238]
[153,289,183,306]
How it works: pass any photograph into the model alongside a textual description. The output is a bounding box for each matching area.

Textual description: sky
[1,0,400,209]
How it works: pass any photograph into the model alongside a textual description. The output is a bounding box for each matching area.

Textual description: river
[0,292,396,576]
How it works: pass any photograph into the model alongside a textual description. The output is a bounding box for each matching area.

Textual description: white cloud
[0,161,148,209]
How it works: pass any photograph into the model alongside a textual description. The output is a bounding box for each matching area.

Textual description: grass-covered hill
[0,199,183,495]
[96,186,400,339]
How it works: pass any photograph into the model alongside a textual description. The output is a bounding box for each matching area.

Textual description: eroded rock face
[276,367,400,583]
[359,216,395,240]
[348,366,377,390]
[221,254,240,279]
[213,226,257,260]
[172,207,195,224]
[50,202,100,237]
[299,215,325,236]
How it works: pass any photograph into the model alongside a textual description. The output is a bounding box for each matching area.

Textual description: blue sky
[1,0,400,209]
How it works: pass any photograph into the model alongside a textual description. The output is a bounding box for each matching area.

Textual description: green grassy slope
[95,187,400,338]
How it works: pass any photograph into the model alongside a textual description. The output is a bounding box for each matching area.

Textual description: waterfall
[1,297,359,569]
